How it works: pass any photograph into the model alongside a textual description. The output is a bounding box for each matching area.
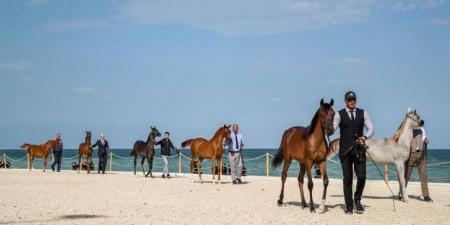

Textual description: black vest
[339,108,365,152]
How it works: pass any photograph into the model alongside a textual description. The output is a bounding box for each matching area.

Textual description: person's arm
[155,140,162,146]
[421,127,427,142]
[240,135,244,148]
[333,112,341,133]
[91,140,98,148]
[106,141,110,150]
[168,139,175,149]
[363,111,374,139]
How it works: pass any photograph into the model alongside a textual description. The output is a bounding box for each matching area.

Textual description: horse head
[20,143,30,150]
[149,126,161,140]
[222,124,232,144]
[405,107,421,128]
[319,98,335,136]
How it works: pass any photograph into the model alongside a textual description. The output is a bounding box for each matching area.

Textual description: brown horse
[20,140,60,172]
[272,99,335,213]
[78,131,93,173]
[181,124,231,184]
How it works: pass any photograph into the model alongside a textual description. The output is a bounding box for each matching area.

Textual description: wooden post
[265,152,270,177]
[3,153,7,169]
[27,153,30,170]
[109,152,112,173]
[178,153,182,174]
[384,164,389,182]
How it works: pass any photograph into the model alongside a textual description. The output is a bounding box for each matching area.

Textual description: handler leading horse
[272,99,335,213]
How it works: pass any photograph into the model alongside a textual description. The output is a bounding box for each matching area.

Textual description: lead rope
[363,144,396,212]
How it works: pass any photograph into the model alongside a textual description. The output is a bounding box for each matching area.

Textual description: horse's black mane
[305,103,331,137]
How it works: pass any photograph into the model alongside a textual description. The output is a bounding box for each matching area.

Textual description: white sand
[0,169,449,225]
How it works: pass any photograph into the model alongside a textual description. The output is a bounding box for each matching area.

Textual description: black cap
[345,91,357,101]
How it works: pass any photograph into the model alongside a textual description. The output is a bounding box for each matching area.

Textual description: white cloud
[27,0,49,6]
[0,61,28,71]
[431,18,450,27]
[74,87,95,93]
[39,20,109,32]
[388,0,445,11]
[118,0,445,37]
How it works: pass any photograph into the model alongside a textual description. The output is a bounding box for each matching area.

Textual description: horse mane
[392,118,406,143]
[146,133,154,144]
[306,103,331,137]
[211,127,225,140]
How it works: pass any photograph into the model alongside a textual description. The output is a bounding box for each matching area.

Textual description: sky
[0,0,449,149]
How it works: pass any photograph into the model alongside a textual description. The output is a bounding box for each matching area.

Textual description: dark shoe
[237,179,242,184]
[232,180,237,185]
[424,196,433,202]
[162,174,166,178]
[51,166,55,172]
[167,174,170,178]
[345,207,353,215]
[355,201,364,214]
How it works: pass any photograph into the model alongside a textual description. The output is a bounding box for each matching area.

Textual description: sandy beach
[0,169,449,225]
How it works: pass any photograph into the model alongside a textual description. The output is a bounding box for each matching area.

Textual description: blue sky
[1,0,449,149]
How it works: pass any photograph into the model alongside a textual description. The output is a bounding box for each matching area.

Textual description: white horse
[328,108,421,202]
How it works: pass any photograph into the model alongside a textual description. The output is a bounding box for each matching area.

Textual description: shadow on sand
[0,214,106,224]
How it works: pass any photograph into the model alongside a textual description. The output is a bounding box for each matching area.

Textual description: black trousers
[340,150,366,208]
[98,153,108,173]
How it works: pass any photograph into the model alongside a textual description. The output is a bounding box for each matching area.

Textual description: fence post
[109,152,113,173]
[178,153,182,174]
[3,153,7,169]
[265,152,270,177]
[27,153,30,170]
[384,164,389,182]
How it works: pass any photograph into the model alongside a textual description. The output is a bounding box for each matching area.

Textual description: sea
[1,148,449,183]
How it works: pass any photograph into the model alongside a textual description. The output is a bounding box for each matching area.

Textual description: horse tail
[181,139,194,148]
[327,138,340,158]
[272,130,288,168]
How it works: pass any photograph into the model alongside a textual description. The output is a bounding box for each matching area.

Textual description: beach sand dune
[0,169,449,225]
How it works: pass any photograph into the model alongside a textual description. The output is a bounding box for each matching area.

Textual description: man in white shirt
[228,124,244,185]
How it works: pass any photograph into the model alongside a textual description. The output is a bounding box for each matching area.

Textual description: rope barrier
[6,155,28,162]
[61,155,79,160]
[428,161,450,167]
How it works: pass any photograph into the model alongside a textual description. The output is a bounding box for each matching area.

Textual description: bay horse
[130,126,161,178]
[78,131,93,173]
[20,140,60,172]
[327,108,422,202]
[272,99,335,213]
[181,124,231,184]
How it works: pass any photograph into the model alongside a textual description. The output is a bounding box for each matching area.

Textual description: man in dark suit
[92,133,109,174]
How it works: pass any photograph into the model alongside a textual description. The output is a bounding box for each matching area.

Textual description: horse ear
[407,107,412,113]
[227,124,231,128]
[330,98,334,106]
[320,98,324,106]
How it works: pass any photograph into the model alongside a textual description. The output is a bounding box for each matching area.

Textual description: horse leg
[197,159,203,184]
[318,161,329,214]
[78,154,82,173]
[396,162,409,202]
[218,158,222,184]
[87,154,92,173]
[133,155,137,175]
[31,155,35,170]
[306,163,315,213]
[43,155,47,172]
[298,163,307,208]
[277,157,292,206]
[211,157,216,184]
[146,156,154,178]
[141,157,146,177]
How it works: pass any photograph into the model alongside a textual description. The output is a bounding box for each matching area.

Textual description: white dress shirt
[333,107,374,139]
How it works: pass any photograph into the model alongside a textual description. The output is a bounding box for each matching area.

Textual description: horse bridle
[406,114,420,124]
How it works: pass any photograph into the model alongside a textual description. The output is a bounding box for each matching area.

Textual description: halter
[406,114,420,124]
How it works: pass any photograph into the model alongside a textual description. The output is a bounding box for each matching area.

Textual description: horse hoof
[310,208,316,213]
[277,200,283,206]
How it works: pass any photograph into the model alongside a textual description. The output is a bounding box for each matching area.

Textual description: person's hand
[357,136,366,145]
[424,138,429,145]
